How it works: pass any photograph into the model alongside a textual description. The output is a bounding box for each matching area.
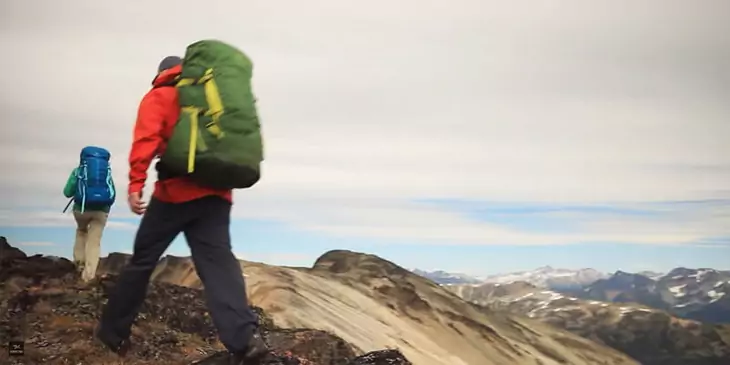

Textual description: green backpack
[159,39,263,190]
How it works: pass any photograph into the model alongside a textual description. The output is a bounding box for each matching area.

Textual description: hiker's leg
[98,198,187,345]
[72,211,91,270]
[184,196,258,353]
[81,212,108,282]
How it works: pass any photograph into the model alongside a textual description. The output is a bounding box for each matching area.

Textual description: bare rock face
[0,237,75,284]
[97,252,132,275]
[0,236,26,262]
[0,240,410,365]
[349,349,412,364]
[307,249,638,365]
[314,250,416,281]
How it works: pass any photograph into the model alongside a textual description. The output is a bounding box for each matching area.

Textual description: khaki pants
[73,211,108,282]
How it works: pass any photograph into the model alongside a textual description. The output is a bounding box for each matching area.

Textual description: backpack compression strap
[78,163,88,214]
[106,165,115,203]
[176,68,226,173]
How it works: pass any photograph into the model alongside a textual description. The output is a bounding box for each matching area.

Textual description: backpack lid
[80,146,111,161]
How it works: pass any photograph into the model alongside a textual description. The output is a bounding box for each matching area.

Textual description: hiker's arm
[63,169,77,198]
[129,91,166,195]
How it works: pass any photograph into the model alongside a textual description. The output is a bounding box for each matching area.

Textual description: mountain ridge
[579,267,730,323]
[414,266,608,290]
[445,280,730,365]
[0,239,410,365]
[92,247,637,365]
[410,269,483,285]
[428,264,730,325]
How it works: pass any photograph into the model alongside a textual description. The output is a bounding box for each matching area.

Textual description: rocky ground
[0,238,411,365]
[96,246,639,365]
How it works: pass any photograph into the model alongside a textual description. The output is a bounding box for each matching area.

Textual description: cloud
[1,0,729,246]
[105,221,138,230]
[230,194,730,246]
[0,210,137,230]
[16,241,56,247]
[234,251,316,267]
[692,244,730,249]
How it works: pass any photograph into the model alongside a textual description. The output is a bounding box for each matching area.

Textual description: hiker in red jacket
[95,56,269,364]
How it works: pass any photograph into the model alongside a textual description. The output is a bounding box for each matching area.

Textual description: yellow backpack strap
[176,77,195,87]
[176,69,225,139]
[201,69,225,139]
[180,107,201,173]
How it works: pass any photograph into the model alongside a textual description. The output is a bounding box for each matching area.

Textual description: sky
[1,0,729,277]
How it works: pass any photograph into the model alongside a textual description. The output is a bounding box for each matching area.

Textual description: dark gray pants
[98,196,257,353]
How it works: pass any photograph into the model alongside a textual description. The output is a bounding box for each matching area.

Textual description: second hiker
[63,146,117,282]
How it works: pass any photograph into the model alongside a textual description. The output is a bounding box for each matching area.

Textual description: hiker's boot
[94,325,131,357]
[229,330,269,365]
[74,261,85,275]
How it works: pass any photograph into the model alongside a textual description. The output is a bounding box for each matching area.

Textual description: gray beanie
[158,56,182,72]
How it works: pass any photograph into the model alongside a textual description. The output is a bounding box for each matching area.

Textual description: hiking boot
[94,325,131,357]
[229,330,270,365]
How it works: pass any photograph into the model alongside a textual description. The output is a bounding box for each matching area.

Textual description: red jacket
[128,65,232,203]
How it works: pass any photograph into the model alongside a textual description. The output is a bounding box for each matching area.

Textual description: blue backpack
[64,146,116,213]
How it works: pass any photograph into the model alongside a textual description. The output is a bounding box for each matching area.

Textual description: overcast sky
[1,0,729,274]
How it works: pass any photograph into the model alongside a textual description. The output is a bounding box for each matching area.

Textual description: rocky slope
[0,239,410,365]
[94,248,638,364]
[580,268,730,323]
[446,281,730,365]
[447,281,538,306]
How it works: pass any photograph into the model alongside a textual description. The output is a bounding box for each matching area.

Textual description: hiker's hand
[128,192,147,215]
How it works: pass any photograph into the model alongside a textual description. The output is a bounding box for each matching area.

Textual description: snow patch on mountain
[411,269,483,285]
[480,266,608,290]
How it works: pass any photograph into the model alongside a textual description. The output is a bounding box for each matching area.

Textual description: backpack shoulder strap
[152,74,181,89]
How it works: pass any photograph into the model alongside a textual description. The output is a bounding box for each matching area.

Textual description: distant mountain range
[418,265,730,325]
[636,270,666,280]
[580,267,730,323]
[480,266,609,290]
[413,266,609,290]
[444,281,730,365]
[410,269,483,285]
